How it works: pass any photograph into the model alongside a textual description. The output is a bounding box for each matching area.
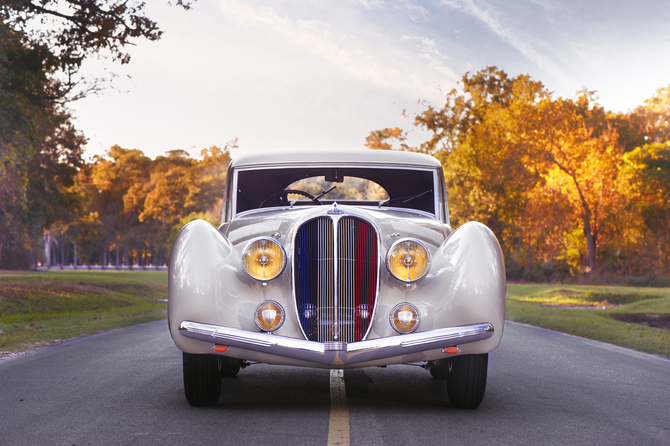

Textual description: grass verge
[3,273,668,360]
[507,284,670,358]
[0,271,167,359]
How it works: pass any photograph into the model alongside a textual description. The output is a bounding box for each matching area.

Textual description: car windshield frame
[227,164,444,221]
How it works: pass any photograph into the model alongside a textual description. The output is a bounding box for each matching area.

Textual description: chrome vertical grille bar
[317,217,334,342]
[337,217,355,343]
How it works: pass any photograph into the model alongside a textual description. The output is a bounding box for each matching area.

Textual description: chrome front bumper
[178,321,494,367]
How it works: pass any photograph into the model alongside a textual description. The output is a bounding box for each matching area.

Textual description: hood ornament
[327,202,345,215]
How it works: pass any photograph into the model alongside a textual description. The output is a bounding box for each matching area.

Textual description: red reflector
[443,347,460,354]
[212,345,228,352]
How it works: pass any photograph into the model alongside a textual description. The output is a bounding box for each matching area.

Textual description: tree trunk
[45,232,52,268]
[582,213,596,275]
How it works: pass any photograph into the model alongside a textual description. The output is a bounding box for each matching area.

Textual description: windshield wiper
[289,185,337,207]
[313,185,337,200]
[379,189,432,207]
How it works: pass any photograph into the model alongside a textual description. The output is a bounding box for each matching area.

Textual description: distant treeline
[367,67,670,280]
[47,144,232,269]
[4,139,232,269]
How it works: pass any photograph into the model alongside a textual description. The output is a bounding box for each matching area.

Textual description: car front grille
[294,215,378,342]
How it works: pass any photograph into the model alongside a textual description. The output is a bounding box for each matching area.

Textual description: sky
[69,0,670,161]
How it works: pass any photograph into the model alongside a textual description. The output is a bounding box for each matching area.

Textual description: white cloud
[401,35,454,78]
[528,0,561,11]
[351,0,385,10]
[398,0,432,22]
[218,0,452,98]
[442,0,569,84]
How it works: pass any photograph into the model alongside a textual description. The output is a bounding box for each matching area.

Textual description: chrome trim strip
[324,341,347,351]
[179,321,494,366]
[332,213,340,340]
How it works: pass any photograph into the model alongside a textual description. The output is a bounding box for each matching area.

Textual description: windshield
[286,176,388,201]
[233,166,437,216]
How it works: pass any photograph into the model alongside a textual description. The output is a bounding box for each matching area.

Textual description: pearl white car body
[168,150,505,408]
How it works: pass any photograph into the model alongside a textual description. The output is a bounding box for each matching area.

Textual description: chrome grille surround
[293,212,379,343]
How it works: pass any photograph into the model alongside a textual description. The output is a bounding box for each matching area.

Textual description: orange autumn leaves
[367,67,670,279]
[64,142,234,266]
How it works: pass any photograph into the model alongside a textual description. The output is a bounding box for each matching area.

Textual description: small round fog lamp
[389,302,420,334]
[254,300,285,332]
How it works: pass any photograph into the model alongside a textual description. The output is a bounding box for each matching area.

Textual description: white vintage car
[168,150,505,408]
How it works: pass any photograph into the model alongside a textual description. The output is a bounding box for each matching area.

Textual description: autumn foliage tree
[368,66,670,279]
[71,142,234,267]
[621,142,670,274]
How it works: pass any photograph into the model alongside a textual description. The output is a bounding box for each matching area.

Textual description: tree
[1,1,194,268]
[76,142,233,267]
[183,143,234,215]
[403,68,548,241]
[1,0,194,98]
[367,67,635,278]
[0,22,86,268]
[516,93,623,274]
[86,145,151,265]
[621,142,670,274]
[365,127,408,151]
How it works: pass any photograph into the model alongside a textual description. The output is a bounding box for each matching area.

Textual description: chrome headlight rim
[385,238,431,283]
[242,237,287,282]
[389,302,421,334]
[254,300,286,332]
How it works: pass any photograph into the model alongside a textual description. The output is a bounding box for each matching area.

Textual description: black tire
[443,353,488,409]
[219,357,241,378]
[428,359,449,379]
[183,352,222,406]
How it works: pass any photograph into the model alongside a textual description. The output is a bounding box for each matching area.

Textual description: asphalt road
[1,320,669,446]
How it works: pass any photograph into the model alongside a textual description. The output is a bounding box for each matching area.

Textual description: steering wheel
[259,189,322,208]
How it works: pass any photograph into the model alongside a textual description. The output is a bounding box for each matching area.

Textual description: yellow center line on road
[327,369,350,446]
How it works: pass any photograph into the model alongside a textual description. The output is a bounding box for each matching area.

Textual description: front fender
[407,221,506,355]
[168,219,260,353]
[167,219,303,354]
[168,220,233,340]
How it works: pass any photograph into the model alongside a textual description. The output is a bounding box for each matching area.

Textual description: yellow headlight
[254,300,285,331]
[389,302,420,333]
[386,239,430,282]
[243,238,286,281]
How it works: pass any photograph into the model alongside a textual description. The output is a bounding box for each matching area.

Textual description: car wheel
[428,359,449,379]
[219,357,241,378]
[183,352,222,406]
[443,353,488,409]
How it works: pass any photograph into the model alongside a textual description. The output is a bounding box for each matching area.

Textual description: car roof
[229,150,442,169]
